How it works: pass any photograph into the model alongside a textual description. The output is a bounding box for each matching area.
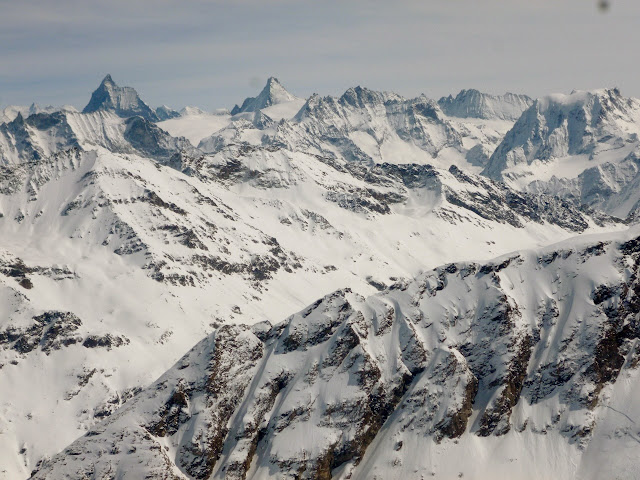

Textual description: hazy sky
[1,0,638,111]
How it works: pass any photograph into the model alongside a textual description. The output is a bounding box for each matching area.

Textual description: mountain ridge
[2,78,640,479]
[29,227,640,479]
[438,88,533,121]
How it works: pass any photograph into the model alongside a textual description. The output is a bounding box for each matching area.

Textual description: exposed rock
[83,74,159,121]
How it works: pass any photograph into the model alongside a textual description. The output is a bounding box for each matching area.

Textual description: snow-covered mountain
[197,83,517,174]
[82,74,159,122]
[30,228,640,480]
[438,89,533,121]
[484,88,640,218]
[231,77,301,115]
[0,104,78,124]
[1,76,640,479]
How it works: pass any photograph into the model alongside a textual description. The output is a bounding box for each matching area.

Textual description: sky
[1,0,638,111]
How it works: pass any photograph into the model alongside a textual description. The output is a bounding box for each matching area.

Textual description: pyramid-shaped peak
[83,75,158,121]
[101,74,114,85]
[265,76,281,87]
[231,77,297,115]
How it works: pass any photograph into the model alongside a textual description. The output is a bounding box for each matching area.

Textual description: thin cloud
[1,0,639,109]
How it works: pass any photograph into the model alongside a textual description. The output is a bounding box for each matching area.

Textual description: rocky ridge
[30,229,640,480]
[438,89,533,121]
[1,76,640,479]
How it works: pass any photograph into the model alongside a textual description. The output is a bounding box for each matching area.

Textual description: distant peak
[83,74,158,121]
[180,106,206,116]
[101,74,114,85]
[261,77,291,98]
[231,76,297,115]
[266,76,281,87]
[438,88,533,121]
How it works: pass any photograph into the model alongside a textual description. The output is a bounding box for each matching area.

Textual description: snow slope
[158,112,232,145]
[30,227,640,480]
[0,77,638,479]
[438,89,533,121]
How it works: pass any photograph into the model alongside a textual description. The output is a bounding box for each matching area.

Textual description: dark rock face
[477,335,532,436]
[159,325,265,480]
[0,310,131,358]
[83,74,159,122]
[445,165,611,232]
[0,311,83,355]
[82,334,130,350]
[123,116,198,166]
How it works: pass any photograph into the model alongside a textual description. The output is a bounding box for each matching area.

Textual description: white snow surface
[158,112,232,145]
[1,79,640,479]
[438,89,533,121]
[28,227,640,480]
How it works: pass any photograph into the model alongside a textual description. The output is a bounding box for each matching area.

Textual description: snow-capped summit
[485,88,640,178]
[481,88,640,217]
[4,77,640,478]
[230,77,298,115]
[438,89,533,121]
[83,74,159,122]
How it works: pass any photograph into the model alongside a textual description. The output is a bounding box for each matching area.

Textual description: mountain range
[1,75,639,479]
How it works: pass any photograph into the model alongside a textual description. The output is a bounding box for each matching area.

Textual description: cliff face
[83,74,159,122]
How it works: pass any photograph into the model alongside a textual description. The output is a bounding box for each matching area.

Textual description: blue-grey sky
[1,0,638,111]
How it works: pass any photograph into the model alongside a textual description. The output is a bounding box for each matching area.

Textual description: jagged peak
[264,76,283,90]
[339,85,403,108]
[292,93,320,121]
[83,75,158,122]
[101,73,114,86]
[261,77,293,98]
[483,87,640,180]
[231,77,297,115]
